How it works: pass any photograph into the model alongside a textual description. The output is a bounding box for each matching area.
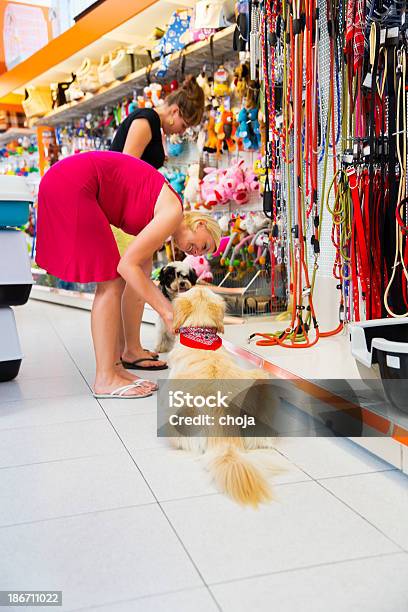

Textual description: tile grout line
[0,451,126,471]
[47,301,222,608]
[93,401,222,612]
[39,310,97,397]
[316,468,399,481]
[0,478,344,530]
[273,446,396,482]
[0,415,108,433]
[47,551,408,611]
[0,502,163,531]
[15,307,405,607]
[205,550,408,588]
[65,585,222,612]
[315,479,407,552]
[43,308,225,609]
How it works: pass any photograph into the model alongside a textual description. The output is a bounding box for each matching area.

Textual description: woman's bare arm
[123,119,152,158]
[117,190,183,324]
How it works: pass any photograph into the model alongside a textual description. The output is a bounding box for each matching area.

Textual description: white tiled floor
[0,299,407,612]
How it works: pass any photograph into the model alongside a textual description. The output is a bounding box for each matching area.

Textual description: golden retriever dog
[166,286,278,507]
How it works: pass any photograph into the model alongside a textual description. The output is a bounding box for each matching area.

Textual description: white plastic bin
[0,229,33,305]
[0,174,34,227]
[350,318,408,413]
[0,306,23,381]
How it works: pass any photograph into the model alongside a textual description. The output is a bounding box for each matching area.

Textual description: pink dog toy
[183,254,213,282]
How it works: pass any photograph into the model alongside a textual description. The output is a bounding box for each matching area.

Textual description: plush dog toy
[183,163,201,209]
[183,254,213,282]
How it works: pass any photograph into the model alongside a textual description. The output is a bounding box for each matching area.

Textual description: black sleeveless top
[110,108,165,169]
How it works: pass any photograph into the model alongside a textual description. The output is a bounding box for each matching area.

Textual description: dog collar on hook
[178,327,222,351]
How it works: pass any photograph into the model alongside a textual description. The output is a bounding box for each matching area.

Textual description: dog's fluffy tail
[204,444,272,507]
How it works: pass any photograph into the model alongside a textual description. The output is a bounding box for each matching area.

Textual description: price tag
[363,72,372,88]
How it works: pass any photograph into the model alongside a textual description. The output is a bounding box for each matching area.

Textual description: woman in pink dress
[36,151,221,399]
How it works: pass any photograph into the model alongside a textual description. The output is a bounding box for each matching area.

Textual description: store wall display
[194,0,232,29]
[50,79,73,109]
[22,86,53,119]
[0,109,26,132]
[24,0,407,330]
[76,59,101,93]
[155,9,192,77]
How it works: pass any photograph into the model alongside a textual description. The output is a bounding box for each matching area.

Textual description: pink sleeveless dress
[36,151,179,283]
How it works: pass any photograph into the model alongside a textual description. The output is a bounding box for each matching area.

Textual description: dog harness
[179,326,222,351]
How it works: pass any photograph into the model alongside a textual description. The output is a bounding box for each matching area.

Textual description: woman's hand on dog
[161,306,175,335]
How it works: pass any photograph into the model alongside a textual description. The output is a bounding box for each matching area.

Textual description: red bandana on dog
[179,326,222,351]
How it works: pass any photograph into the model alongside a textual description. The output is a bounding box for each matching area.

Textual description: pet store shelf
[33,25,235,127]
[30,282,243,325]
[30,284,158,324]
[0,128,36,146]
[223,336,408,471]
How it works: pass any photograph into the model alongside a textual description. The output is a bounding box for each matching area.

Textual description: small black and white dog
[155,261,197,353]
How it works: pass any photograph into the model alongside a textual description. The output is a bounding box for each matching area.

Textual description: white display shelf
[33,25,236,127]
[30,283,243,324]
[0,128,36,146]
[30,284,157,324]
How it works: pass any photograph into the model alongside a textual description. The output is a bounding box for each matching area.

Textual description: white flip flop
[93,381,153,399]
[138,378,159,391]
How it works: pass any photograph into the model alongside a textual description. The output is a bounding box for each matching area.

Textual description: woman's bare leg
[121,261,167,368]
[92,277,157,396]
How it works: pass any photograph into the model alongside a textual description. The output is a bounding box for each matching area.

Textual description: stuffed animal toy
[243,165,260,192]
[137,94,146,108]
[224,160,258,204]
[196,71,212,101]
[203,113,218,153]
[150,83,164,106]
[170,170,186,195]
[200,167,228,208]
[246,79,261,109]
[253,157,266,192]
[240,212,269,234]
[215,107,236,155]
[210,235,230,259]
[236,107,250,147]
[183,254,213,282]
[247,106,261,149]
[213,65,230,98]
[233,62,250,101]
[183,163,201,209]
[167,134,184,156]
[218,212,231,233]
[236,106,261,150]
[164,169,186,196]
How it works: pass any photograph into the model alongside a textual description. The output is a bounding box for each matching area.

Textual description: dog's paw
[155,340,174,353]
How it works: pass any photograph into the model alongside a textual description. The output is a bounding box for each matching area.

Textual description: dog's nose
[179,281,186,288]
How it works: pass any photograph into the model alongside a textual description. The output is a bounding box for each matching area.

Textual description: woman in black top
[110,76,205,370]
[110,107,165,168]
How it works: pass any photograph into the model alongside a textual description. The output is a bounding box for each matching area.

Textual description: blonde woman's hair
[183,211,222,249]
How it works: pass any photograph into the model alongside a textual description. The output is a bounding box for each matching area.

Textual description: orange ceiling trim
[0,0,159,99]
[0,103,23,112]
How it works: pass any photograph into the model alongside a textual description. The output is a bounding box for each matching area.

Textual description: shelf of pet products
[0,131,40,180]
[30,267,245,325]
[0,128,36,147]
[32,25,236,128]
[30,267,158,323]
